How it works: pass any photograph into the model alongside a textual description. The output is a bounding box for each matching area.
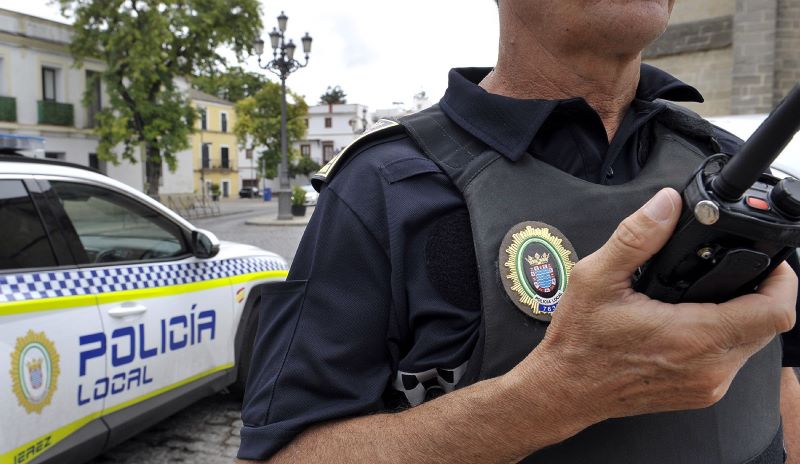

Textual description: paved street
[88,197,309,464]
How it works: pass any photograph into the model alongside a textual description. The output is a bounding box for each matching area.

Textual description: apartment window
[86,71,102,128]
[304,118,309,128]
[0,58,5,95]
[200,108,207,130]
[201,143,210,169]
[300,144,311,157]
[88,153,107,174]
[324,117,332,129]
[220,112,228,133]
[42,67,58,101]
[221,146,230,169]
[323,142,334,163]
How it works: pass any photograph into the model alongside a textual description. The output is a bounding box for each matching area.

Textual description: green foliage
[291,185,306,206]
[319,85,347,104]
[210,182,221,195]
[290,155,321,178]
[193,66,268,103]
[59,0,262,195]
[235,81,308,179]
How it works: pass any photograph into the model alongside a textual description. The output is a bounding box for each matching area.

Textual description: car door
[0,178,107,464]
[45,179,234,429]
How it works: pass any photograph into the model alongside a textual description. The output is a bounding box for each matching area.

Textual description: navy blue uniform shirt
[238,66,800,461]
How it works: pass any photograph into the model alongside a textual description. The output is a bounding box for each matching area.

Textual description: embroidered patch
[499,222,577,321]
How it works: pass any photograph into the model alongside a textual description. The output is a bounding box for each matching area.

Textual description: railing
[0,96,17,122]
[38,100,75,126]
[164,194,221,219]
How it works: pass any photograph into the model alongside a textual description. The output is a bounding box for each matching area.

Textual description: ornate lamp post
[253,11,313,220]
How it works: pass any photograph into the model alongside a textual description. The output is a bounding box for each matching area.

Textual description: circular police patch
[499,222,577,321]
[10,330,60,414]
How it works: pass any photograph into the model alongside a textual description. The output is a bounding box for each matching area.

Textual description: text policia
[77,305,216,406]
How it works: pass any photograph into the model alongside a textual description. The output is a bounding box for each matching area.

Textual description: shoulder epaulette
[311,119,404,192]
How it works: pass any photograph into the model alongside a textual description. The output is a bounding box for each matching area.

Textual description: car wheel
[231,295,260,398]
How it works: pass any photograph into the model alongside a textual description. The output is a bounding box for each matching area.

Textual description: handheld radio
[634,83,800,303]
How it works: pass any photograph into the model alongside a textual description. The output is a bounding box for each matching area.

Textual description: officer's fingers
[705,263,797,347]
[585,188,682,287]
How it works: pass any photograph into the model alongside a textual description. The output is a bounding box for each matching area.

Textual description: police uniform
[239,66,800,462]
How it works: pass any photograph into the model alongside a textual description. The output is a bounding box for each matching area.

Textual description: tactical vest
[312,105,784,463]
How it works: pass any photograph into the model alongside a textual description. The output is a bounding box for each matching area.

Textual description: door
[0,179,106,464]
[222,181,230,198]
[47,180,234,426]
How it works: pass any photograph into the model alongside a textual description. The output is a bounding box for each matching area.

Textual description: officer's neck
[480,38,641,143]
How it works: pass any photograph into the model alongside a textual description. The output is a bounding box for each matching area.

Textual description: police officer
[238,1,800,462]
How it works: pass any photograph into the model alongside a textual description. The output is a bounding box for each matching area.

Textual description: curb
[245,216,312,227]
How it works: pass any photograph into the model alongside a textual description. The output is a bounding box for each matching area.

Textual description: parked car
[0,156,288,464]
[238,186,260,198]
[708,114,800,178]
[300,184,318,206]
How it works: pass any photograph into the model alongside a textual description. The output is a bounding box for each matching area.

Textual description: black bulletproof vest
[399,105,784,464]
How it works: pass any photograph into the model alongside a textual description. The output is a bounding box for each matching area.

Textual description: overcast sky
[0,0,500,110]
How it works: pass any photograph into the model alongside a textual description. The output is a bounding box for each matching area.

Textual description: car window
[50,181,189,264]
[0,180,58,270]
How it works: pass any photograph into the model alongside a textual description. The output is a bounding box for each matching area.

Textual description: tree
[319,85,347,104]
[59,0,262,197]
[290,155,321,178]
[235,81,308,179]
[193,66,268,103]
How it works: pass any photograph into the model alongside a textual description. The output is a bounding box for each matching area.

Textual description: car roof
[708,113,800,172]
[0,156,197,231]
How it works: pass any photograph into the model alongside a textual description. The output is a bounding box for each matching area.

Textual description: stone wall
[644,0,799,116]
[776,0,800,101]
[669,0,735,24]
[647,49,734,116]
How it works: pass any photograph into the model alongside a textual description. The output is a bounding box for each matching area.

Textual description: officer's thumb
[588,188,682,286]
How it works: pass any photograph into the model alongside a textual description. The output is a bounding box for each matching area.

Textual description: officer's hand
[511,188,797,425]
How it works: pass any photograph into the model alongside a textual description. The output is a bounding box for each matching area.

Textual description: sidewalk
[245,207,315,226]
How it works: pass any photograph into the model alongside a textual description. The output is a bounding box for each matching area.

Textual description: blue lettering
[160,319,167,354]
[143,365,153,384]
[77,384,91,406]
[93,378,109,401]
[111,372,126,394]
[169,316,188,350]
[111,327,135,367]
[197,310,216,342]
[79,333,105,377]
[190,310,196,345]
[127,367,141,389]
[138,323,157,359]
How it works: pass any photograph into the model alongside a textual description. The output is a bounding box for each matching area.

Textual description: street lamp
[253,11,313,220]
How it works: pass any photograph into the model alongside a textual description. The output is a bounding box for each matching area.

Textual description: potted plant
[291,185,307,216]
[210,182,221,202]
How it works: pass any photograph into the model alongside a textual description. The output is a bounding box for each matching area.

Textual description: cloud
[332,15,377,68]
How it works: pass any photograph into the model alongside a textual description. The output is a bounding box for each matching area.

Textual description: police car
[0,154,288,464]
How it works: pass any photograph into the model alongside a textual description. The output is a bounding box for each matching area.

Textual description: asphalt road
[87,198,308,464]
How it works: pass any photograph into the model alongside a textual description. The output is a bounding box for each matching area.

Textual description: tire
[231,295,260,398]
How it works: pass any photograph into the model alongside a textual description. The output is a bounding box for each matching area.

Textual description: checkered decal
[0,257,287,304]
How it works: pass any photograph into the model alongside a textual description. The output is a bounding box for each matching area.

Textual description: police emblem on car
[499,222,577,321]
[10,330,60,414]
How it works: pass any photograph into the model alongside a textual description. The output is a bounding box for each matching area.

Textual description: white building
[0,8,193,199]
[294,103,369,165]
[371,91,433,126]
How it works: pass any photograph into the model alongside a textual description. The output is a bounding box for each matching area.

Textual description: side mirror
[192,229,220,259]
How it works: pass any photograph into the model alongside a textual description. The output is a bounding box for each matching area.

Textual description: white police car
[0,156,288,464]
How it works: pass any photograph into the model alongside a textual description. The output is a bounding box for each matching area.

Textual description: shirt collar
[438,65,704,161]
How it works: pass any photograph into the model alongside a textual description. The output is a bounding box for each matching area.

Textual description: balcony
[0,96,16,122]
[197,163,237,173]
[38,100,74,126]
